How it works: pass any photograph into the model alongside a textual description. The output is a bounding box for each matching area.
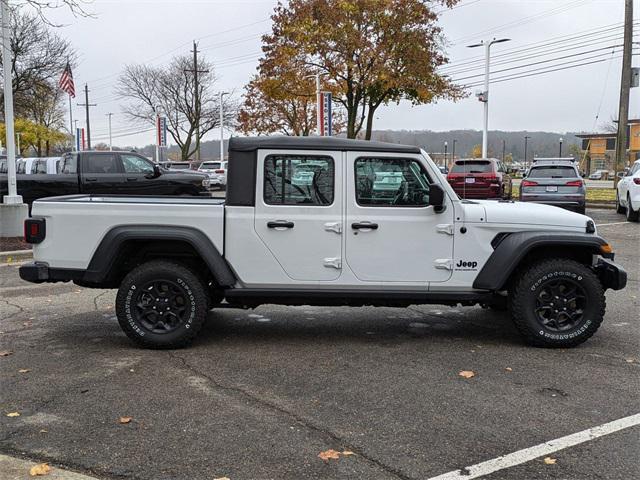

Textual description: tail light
[214,169,225,173]
[521,180,538,187]
[24,218,46,244]
[633,178,640,185]
[488,176,501,184]
[565,180,583,187]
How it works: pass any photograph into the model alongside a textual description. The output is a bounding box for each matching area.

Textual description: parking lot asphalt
[1,208,638,480]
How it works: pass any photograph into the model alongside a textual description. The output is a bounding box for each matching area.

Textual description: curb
[0,454,99,479]
[586,203,616,210]
[0,249,32,264]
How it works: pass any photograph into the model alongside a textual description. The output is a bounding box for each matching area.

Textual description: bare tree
[116,55,237,160]
[16,0,92,25]
[0,9,76,119]
[24,82,66,155]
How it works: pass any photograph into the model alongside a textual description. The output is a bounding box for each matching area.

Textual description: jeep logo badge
[455,260,478,270]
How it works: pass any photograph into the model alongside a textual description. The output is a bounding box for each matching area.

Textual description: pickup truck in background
[19,136,626,349]
[0,150,210,206]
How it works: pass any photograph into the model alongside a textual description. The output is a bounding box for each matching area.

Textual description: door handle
[351,222,379,230]
[267,221,294,229]
[85,177,97,182]
[126,177,138,182]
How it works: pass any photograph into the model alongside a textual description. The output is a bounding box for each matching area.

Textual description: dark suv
[519,160,586,214]
[446,158,512,199]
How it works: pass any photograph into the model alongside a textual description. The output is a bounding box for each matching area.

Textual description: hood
[475,200,590,230]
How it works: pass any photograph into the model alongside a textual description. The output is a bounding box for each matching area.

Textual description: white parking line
[427,413,640,480]
[596,222,632,227]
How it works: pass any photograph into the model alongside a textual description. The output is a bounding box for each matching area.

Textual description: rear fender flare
[84,225,236,287]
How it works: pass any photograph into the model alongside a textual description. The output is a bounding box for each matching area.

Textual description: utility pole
[185,41,209,161]
[615,0,633,187]
[1,0,20,204]
[219,91,229,161]
[452,139,457,163]
[502,139,506,161]
[443,141,448,167]
[78,84,96,149]
[106,113,113,151]
[468,38,511,158]
[524,135,531,169]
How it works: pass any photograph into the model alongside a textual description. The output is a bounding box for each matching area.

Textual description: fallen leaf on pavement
[342,450,356,456]
[29,463,51,476]
[118,416,132,424]
[626,359,635,364]
[318,449,341,461]
[0,350,12,357]
[459,370,475,379]
[18,368,30,373]
[505,367,513,372]
[213,477,231,480]
[543,457,557,465]
[6,412,20,417]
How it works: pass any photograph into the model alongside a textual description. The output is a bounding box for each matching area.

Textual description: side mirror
[151,164,162,178]
[429,183,445,212]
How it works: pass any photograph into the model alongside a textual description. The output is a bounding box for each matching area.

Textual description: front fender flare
[473,231,608,291]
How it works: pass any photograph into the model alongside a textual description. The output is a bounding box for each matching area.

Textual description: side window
[121,154,154,174]
[83,153,119,174]
[0,160,6,174]
[264,155,334,206]
[355,157,431,207]
[34,160,47,174]
[16,160,25,174]
[58,155,77,174]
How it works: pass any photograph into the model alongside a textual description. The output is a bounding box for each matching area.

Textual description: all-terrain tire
[115,260,208,349]
[626,195,639,222]
[616,191,625,214]
[510,258,605,348]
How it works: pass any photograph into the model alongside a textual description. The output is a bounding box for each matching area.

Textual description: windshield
[529,166,577,178]
[450,161,492,174]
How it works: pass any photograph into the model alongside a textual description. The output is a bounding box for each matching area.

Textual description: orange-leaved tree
[243,0,465,139]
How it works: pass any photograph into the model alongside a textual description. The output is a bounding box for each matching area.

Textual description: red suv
[446,158,512,200]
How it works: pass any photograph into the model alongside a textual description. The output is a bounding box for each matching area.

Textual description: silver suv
[519,160,586,214]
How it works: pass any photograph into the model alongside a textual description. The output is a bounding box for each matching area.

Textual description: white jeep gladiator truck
[19,137,626,349]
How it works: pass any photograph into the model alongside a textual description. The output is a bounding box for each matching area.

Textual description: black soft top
[228,136,421,154]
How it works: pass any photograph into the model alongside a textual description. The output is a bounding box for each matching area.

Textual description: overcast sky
[42,0,639,147]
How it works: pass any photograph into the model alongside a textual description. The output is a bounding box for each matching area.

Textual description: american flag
[59,63,75,98]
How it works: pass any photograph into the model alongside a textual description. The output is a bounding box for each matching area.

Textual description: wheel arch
[82,225,236,288]
[473,231,608,291]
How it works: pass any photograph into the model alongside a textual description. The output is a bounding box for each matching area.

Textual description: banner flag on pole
[318,92,332,136]
[59,63,75,98]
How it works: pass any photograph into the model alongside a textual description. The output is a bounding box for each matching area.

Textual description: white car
[198,161,227,189]
[616,159,640,222]
[19,137,626,350]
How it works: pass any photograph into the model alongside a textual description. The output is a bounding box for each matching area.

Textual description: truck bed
[31,195,225,270]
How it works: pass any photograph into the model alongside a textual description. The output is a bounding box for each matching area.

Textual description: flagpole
[69,93,74,151]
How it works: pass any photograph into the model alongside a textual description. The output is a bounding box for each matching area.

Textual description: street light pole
[219,91,229,161]
[444,141,448,167]
[524,135,531,169]
[16,133,21,156]
[1,0,21,203]
[452,139,457,163]
[468,38,511,159]
[106,113,113,151]
[559,137,563,157]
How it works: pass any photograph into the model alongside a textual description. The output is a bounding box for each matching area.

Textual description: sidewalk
[0,454,100,480]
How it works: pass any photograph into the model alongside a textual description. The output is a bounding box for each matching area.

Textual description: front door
[254,150,342,281]
[345,152,454,283]
[80,152,126,194]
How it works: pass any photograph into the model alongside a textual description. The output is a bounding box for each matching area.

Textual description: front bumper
[594,258,627,291]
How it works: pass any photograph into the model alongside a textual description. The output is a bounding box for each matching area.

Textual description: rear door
[253,149,342,281]
[79,152,126,194]
[345,152,454,283]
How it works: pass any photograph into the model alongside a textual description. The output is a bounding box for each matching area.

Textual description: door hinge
[436,224,454,235]
[324,257,342,269]
[324,222,342,234]
[434,258,453,270]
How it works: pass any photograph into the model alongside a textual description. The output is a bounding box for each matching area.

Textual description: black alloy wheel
[534,278,586,332]
[135,280,192,334]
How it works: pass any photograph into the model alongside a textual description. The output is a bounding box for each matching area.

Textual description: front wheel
[626,195,639,222]
[510,258,605,348]
[616,191,625,214]
[115,260,209,348]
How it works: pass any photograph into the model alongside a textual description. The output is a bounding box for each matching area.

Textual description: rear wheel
[626,195,639,222]
[616,191,625,214]
[115,260,208,348]
[510,258,605,348]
